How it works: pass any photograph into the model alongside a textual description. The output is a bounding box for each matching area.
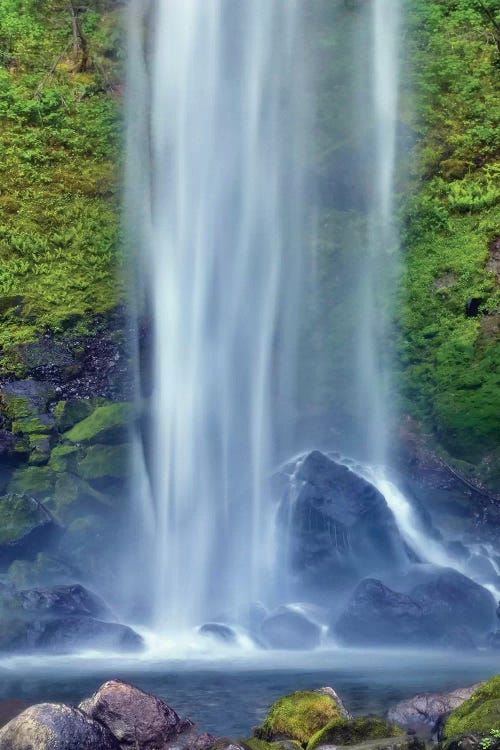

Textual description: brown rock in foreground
[79,679,194,750]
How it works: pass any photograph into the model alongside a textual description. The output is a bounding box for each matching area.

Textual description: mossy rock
[443,677,500,739]
[8,553,73,588]
[0,381,55,422]
[0,494,49,544]
[243,738,301,750]
[47,473,116,523]
[64,403,131,445]
[11,415,54,436]
[76,443,130,481]
[28,434,52,466]
[48,444,80,473]
[7,466,55,500]
[307,718,404,750]
[54,399,95,432]
[255,691,344,745]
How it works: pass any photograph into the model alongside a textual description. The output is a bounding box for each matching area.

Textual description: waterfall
[357,0,401,463]
[126,0,309,631]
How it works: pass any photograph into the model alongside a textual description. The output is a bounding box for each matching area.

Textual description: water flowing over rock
[0,703,121,750]
[276,452,411,598]
[80,680,193,750]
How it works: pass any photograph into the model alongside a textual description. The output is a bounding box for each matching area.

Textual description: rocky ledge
[1,675,499,750]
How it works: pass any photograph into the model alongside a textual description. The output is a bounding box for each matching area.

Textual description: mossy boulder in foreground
[255,690,350,745]
[442,676,500,740]
[64,403,131,445]
[307,718,405,750]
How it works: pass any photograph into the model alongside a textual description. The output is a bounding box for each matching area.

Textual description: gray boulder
[260,607,321,649]
[0,703,120,750]
[387,683,484,732]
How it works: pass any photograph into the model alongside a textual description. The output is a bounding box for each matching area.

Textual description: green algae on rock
[307,718,405,750]
[442,677,500,740]
[255,691,345,745]
[64,403,131,445]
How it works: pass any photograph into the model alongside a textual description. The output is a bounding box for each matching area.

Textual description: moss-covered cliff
[400,0,500,488]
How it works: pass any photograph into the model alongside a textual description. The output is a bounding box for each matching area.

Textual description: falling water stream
[127,0,309,631]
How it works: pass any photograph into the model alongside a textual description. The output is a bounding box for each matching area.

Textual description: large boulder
[409,569,495,635]
[260,607,322,650]
[198,623,238,644]
[79,680,193,750]
[277,452,410,598]
[0,582,143,654]
[255,689,350,744]
[333,579,427,646]
[387,683,484,733]
[0,703,120,750]
[333,569,495,646]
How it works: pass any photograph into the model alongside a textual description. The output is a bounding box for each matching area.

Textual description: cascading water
[126,0,309,631]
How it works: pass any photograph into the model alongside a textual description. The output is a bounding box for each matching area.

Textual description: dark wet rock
[18,583,112,619]
[0,698,31,729]
[0,702,120,749]
[33,616,143,654]
[333,579,426,646]
[260,607,321,650]
[387,683,484,732]
[278,452,409,598]
[80,680,193,750]
[409,568,495,635]
[333,567,495,646]
[0,380,55,418]
[199,623,238,644]
[0,494,61,569]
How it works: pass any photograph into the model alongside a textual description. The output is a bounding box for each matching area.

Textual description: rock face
[333,570,495,646]
[79,680,193,750]
[260,607,322,650]
[277,452,409,598]
[387,683,484,732]
[0,703,120,750]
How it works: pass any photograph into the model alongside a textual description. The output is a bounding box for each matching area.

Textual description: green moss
[7,466,54,499]
[27,434,51,466]
[307,719,404,750]
[443,677,500,739]
[243,739,301,750]
[0,493,47,543]
[48,444,79,473]
[77,443,130,481]
[1,395,32,420]
[11,416,51,435]
[64,403,131,444]
[54,399,95,432]
[48,472,116,523]
[255,691,343,745]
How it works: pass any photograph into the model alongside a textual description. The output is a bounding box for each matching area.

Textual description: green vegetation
[0,0,123,368]
[399,0,500,483]
[0,493,47,543]
[307,718,404,750]
[443,676,500,739]
[255,691,343,746]
[64,401,130,443]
